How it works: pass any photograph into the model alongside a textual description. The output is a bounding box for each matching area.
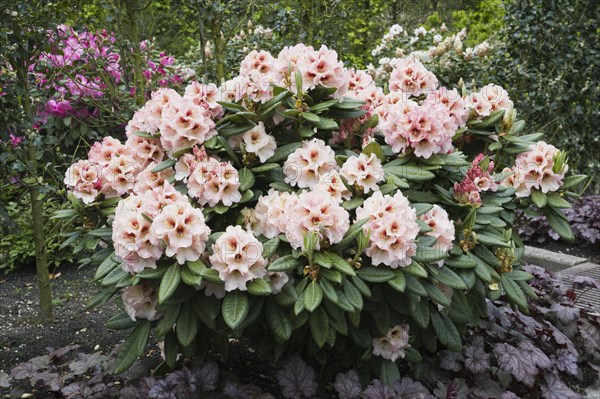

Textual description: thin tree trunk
[124,0,145,105]
[196,4,208,81]
[212,19,225,82]
[17,66,53,324]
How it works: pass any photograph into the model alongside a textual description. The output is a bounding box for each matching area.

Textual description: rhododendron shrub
[59,43,586,384]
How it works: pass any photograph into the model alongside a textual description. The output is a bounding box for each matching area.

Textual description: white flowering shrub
[367,23,494,88]
[59,43,586,384]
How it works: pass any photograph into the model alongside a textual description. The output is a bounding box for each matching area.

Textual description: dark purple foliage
[519,195,600,245]
[276,354,318,399]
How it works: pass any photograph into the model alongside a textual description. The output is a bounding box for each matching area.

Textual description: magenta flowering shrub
[59,43,586,385]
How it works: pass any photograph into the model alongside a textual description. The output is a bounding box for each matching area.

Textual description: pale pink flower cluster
[469,84,513,118]
[112,194,164,272]
[150,200,211,264]
[355,191,419,268]
[501,141,567,198]
[126,86,218,154]
[65,136,143,203]
[228,122,276,162]
[174,146,209,182]
[122,284,161,321]
[285,190,350,250]
[389,57,438,97]
[252,189,298,238]
[267,271,290,294]
[340,153,385,193]
[427,88,469,130]
[419,205,455,255]
[380,93,459,159]
[283,138,337,189]
[209,226,268,292]
[187,158,242,207]
[313,171,352,203]
[124,135,164,168]
[276,44,349,98]
[453,154,498,204]
[64,160,102,204]
[132,161,174,194]
[372,324,410,362]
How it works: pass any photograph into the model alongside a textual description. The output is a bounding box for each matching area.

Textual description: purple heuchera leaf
[276,355,318,399]
[148,379,178,399]
[61,381,107,399]
[501,392,521,399]
[195,361,219,392]
[471,375,504,398]
[393,377,434,399]
[68,352,108,376]
[579,320,600,354]
[550,303,580,324]
[518,341,551,369]
[165,367,197,397]
[494,343,538,386]
[572,275,598,289]
[333,370,362,399]
[463,336,490,374]
[0,371,9,388]
[223,381,263,399]
[439,350,464,372]
[551,349,579,376]
[432,378,470,399]
[540,372,582,399]
[363,379,396,399]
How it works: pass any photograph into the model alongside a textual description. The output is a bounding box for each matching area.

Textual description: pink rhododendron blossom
[389,57,438,96]
[356,191,419,268]
[187,158,241,207]
[454,154,497,204]
[64,160,103,204]
[238,122,277,162]
[122,284,161,321]
[240,50,275,76]
[252,189,298,238]
[124,135,164,168]
[313,171,352,203]
[372,324,410,361]
[285,189,350,250]
[340,153,385,193]
[381,94,456,159]
[209,226,268,292]
[420,205,455,257]
[470,84,513,118]
[501,141,568,198]
[174,146,209,182]
[150,200,211,264]
[183,81,224,119]
[132,161,174,194]
[267,272,290,295]
[113,194,164,272]
[283,138,337,189]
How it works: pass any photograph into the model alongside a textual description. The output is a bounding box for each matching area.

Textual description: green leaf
[356,266,395,282]
[247,278,272,295]
[504,270,533,281]
[172,146,193,158]
[405,274,427,296]
[384,165,435,181]
[156,303,182,337]
[327,252,357,276]
[262,237,280,258]
[531,190,547,208]
[423,282,451,307]
[362,141,384,161]
[413,203,433,216]
[222,291,249,330]
[333,218,369,250]
[436,266,468,290]
[159,264,181,304]
[266,300,292,342]
[114,320,151,374]
[547,193,571,209]
[431,312,462,351]
[500,275,528,310]
[95,253,118,280]
[251,163,280,173]
[561,175,587,190]
[342,197,364,211]
[88,228,113,238]
[106,312,137,330]
[319,278,339,304]
[151,159,176,173]
[309,307,329,348]
[304,281,323,312]
[176,301,198,347]
[544,209,574,241]
[388,270,406,293]
[268,254,301,272]
[444,255,476,269]
[181,265,203,286]
[266,142,303,163]
[101,267,128,287]
[343,280,363,311]
[238,168,255,191]
[476,233,510,248]
[408,294,429,328]
[404,261,428,278]
[380,359,400,385]
[164,331,178,368]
